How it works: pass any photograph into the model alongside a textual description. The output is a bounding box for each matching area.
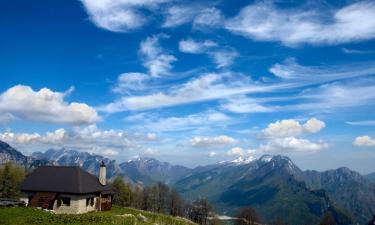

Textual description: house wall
[52,194,98,214]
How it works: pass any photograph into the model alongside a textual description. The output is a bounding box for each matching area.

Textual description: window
[62,197,70,206]
[86,197,94,207]
[57,197,70,207]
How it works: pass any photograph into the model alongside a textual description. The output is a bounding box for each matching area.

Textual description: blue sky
[1,0,375,173]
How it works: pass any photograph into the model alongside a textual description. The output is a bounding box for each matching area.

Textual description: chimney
[99,161,106,185]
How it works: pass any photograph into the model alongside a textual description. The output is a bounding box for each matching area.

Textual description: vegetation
[0,163,26,199]
[111,177,215,225]
[319,212,336,225]
[0,206,197,225]
[235,207,262,225]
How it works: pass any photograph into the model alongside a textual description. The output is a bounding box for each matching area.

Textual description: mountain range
[1,140,374,225]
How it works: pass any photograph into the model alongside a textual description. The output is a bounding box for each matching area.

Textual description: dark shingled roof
[20,166,112,194]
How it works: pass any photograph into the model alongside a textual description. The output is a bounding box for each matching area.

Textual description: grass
[0,206,197,225]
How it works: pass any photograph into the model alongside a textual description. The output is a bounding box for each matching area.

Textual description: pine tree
[0,163,25,199]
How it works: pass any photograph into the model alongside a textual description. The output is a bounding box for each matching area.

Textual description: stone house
[20,162,112,214]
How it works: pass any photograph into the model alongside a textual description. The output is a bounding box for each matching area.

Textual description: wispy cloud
[225,1,375,46]
[179,38,238,68]
[208,49,238,68]
[342,48,375,54]
[99,72,275,112]
[139,34,177,77]
[112,72,149,94]
[269,57,375,81]
[190,135,237,147]
[346,120,375,126]
[101,58,375,113]
[220,95,275,114]
[179,38,217,54]
[162,5,223,29]
[80,0,170,32]
[131,110,231,132]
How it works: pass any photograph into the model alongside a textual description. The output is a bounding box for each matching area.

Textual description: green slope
[0,206,196,225]
[175,156,353,225]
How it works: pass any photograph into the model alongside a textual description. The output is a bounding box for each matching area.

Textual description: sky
[0,0,375,174]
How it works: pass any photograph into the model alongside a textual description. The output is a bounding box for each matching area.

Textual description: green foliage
[0,206,197,225]
[112,177,133,207]
[0,163,26,199]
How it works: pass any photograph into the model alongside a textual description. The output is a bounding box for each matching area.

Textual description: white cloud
[146,132,157,140]
[0,128,66,145]
[220,95,275,113]
[227,147,245,156]
[208,151,217,157]
[139,34,177,77]
[258,137,328,153]
[162,5,197,28]
[179,38,217,54]
[346,121,375,126]
[252,118,327,153]
[102,148,119,156]
[208,50,238,68]
[0,125,136,155]
[193,7,223,30]
[263,118,325,138]
[112,72,149,94]
[141,110,231,132]
[179,38,237,68]
[269,57,375,81]
[0,85,100,125]
[80,0,170,32]
[190,135,237,147]
[100,72,261,112]
[342,48,375,54]
[162,5,223,29]
[225,1,375,46]
[292,79,375,112]
[353,135,375,147]
[144,147,159,155]
[101,59,375,113]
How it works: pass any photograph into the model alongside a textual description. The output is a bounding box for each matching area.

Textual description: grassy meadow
[0,206,197,225]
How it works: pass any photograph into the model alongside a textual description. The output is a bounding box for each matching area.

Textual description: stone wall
[52,194,97,214]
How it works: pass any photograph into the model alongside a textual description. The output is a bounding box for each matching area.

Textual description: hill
[2,140,375,224]
[0,141,48,168]
[174,155,373,225]
[0,206,196,225]
[302,168,375,223]
[366,172,375,183]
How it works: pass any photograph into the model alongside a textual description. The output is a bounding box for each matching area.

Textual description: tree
[210,217,222,225]
[111,177,132,207]
[319,212,336,225]
[170,189,184,217]
[187,198,213,225]
[131,184,145,209]
[0,163,26,199]
[235,206,261,225]
[157,182,171,214]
